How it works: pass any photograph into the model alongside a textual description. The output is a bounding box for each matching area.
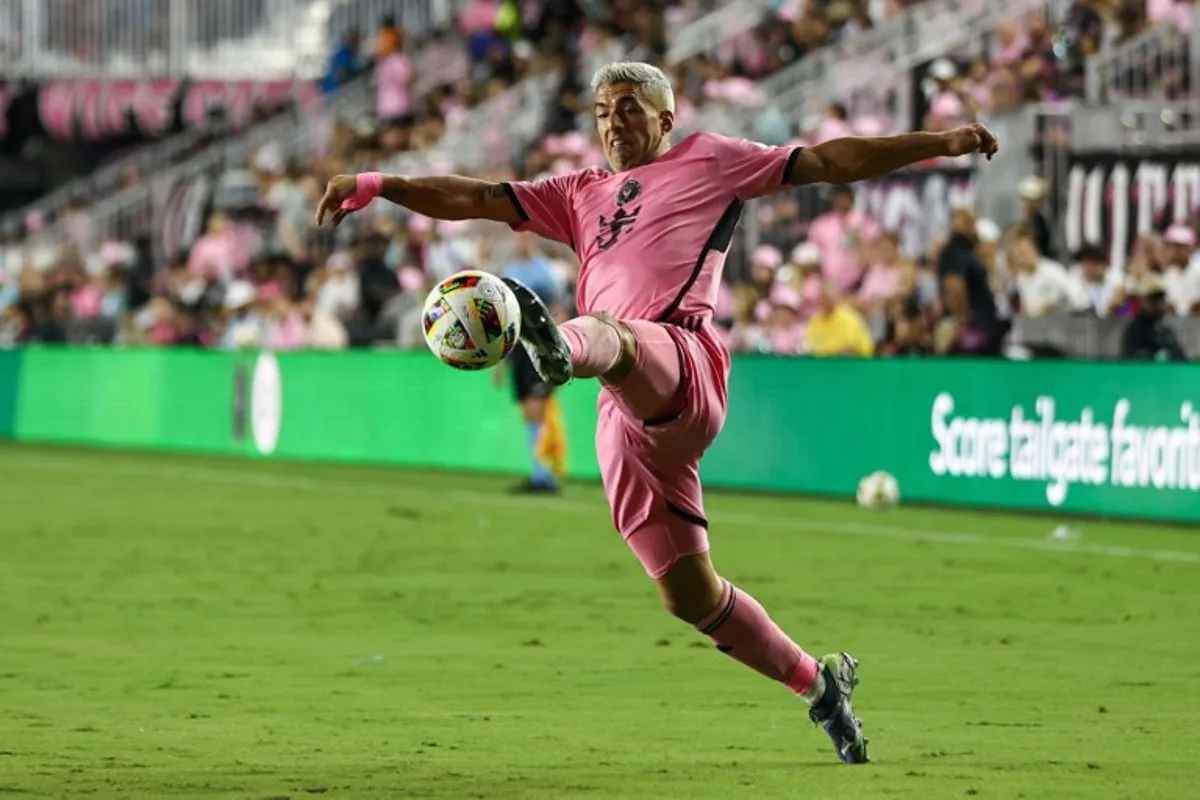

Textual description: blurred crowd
[720,177,1197,360]
[0,0,1196,362]
[920,0,1196,134]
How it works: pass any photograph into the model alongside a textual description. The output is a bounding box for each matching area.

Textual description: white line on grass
[8,451,1200,564]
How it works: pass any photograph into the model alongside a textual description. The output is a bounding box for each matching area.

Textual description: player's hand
[944,122,999,160]
[315,174,359,227]
[491,366,505,389]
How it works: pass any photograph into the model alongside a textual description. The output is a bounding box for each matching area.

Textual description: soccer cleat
[501,278,572,387]
[809,652,870,764]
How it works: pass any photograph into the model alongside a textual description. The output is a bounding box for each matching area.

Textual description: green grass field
[2,443,1198,799]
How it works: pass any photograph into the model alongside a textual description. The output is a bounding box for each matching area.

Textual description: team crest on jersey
[616,179,641,207]
[596,179,643,251]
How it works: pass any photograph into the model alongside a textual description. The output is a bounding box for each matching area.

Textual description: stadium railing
[0,0,477,81]
[325,0,474,44]
[758,0,1070,135]
[1085,10,1200,103]
[0,0,324,79]
[1013,315,1200,359]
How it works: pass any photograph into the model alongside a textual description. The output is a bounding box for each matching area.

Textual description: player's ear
[659,110,674,134]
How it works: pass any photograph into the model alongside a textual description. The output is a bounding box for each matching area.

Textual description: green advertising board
[9,349,1200,522]
[709,357,1200,521]
[0,350,20,438]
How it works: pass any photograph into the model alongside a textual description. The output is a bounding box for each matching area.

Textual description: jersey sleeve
[710,133,803,201]
[501,175,578,249]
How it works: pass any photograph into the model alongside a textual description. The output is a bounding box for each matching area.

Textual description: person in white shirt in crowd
[974,217,1013,318]
[1160,224,1200,316]
[1017,175,1053,258]
[221,281,266,350]
[309,251,360,321]
[1007,226,1080,316]
[1065,243,1123,316]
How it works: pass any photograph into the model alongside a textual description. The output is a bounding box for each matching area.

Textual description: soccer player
[496,233,568,493]
[317,62,999,764]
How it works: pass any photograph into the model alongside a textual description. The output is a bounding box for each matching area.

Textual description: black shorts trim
[666,502,708,530]
[655,199,743,323]
[699,587,736,635]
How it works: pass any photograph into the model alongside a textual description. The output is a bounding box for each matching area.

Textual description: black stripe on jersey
[656,199,743,323]
[783,146,804,185]
[499,182,530,223]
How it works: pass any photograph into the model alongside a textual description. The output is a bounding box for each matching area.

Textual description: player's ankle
[802,670,827,707]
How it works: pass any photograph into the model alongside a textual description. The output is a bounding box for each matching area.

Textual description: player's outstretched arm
[315,173,523,227]
[786,122,999,186]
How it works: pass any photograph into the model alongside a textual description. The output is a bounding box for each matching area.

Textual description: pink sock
[560,316,623,378]
[697,579,820,695]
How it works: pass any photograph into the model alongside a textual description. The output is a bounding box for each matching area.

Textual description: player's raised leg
[503,278,681,415]
[656,548,869,764]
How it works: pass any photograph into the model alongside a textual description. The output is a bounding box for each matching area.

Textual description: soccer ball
[422,271,521,370]
[856,470,900,509]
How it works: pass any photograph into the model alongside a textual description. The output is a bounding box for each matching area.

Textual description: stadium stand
[1,0,1198,360]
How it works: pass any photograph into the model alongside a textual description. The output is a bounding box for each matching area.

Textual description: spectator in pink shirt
[924,59,969,132]
[1148,0,1194,31]
[857,233,906,311]
[992,19,1028,67]
[730,284,807,355]
[807,186,880,294]
[187,213,250,281]
[811,102,854,145]
[764,284,808,355]
[460,0,499,34]
[376,48,414,121]
[264,295,307,351]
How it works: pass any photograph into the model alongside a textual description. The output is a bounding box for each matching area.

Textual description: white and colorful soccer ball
[422,270,521,370]
[856,470,900,509]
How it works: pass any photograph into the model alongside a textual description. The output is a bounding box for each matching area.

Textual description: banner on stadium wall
[1064,149,1200,273]
[12,350,1199,522]
[32,79,321,141]
[711,358,1200,522]
[0,351,20,439]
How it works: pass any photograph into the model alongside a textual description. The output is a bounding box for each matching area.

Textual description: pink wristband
[340,172,384,211]
[357,172,383,199]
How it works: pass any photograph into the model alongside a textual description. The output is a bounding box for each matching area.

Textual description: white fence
[0,0,318,78]
[1085,10,1200,104]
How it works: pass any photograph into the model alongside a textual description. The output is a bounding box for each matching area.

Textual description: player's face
[593,82,671,172]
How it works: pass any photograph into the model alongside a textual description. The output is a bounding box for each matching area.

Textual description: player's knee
[590,312,637,384]
[656,553,724,624]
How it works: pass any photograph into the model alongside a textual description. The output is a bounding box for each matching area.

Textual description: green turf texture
[2,443,1198,799]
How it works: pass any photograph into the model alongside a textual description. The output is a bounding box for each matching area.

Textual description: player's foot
[809,652,869,764]
[502,278,572,387]
[509,479,559,495]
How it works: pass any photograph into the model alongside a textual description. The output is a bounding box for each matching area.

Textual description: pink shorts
[595,320,730,579]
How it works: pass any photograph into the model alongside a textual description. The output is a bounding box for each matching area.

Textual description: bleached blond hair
[591,62,675,113]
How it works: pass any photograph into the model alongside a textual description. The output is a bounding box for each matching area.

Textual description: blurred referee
[495,234,568,494]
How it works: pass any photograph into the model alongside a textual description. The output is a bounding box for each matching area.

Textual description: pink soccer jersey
[504,132,801,323]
